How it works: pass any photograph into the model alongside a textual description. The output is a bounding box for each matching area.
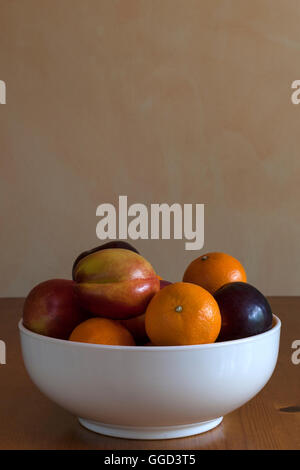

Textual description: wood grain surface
[0,297,299,450]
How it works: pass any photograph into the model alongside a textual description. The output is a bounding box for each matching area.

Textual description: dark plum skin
[160,280,172,289]
[214,282,273,342]
[72,241,139,280]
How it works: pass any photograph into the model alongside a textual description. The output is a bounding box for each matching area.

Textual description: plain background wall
[0,0,299,297]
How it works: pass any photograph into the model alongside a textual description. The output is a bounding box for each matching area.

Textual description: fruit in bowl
[72,241,139,280]
[23,279,87,340]
[120,279,173,344]
[145,282,221,346]
[159,279,172,290]
[120,313,148,344]
[20,245,281,439]
[69,318,135,346]
[214,282,273,342]
[73,248,160,320]
[183,252,247,294]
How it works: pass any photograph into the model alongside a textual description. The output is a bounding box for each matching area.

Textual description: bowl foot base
[78,416,223,440]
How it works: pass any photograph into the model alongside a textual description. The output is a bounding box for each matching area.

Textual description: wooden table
[0,297,299,450]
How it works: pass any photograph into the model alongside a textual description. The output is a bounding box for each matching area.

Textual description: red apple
[23,279,87,339]
[120,313,148,344]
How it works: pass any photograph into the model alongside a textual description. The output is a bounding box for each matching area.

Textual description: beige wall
[0,0,299,297]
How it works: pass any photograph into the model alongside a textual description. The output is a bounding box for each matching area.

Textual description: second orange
[183,252,247,294]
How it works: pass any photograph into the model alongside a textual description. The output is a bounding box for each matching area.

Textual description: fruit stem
[175,306,183,313]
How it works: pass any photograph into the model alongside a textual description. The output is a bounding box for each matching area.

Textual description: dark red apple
[72,241,139,280]
[23,279,87,339]
[214,282,273,342]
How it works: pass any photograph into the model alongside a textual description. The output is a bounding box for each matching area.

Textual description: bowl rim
[18,314,281,352]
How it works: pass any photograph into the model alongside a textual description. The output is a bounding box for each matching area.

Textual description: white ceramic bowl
[19,316,281,440]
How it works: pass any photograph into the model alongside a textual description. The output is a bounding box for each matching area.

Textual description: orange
[120,313,148,344]
[145,282,221,346]
[69,318,135,346]
[183,252,247,294]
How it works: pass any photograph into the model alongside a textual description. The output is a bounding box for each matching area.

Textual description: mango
[72,241,139,280]
[74,248,159,320]
[120,280,173,342]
